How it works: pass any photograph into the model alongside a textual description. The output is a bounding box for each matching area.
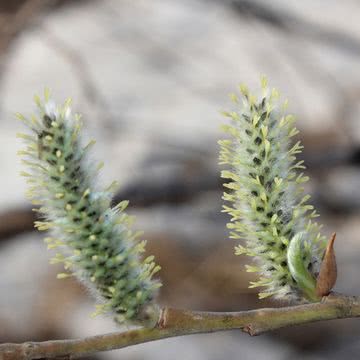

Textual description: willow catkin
[219,78,326,301]
[18,91,161,324]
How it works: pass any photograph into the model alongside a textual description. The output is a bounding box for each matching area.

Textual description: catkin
[219,78,326,301]
[18,91,161,324]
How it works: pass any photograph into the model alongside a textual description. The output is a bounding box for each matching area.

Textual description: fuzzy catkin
[18,91,161,324]
[219,78,326,302]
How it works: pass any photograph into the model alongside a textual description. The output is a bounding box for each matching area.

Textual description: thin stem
[1,294,359,360]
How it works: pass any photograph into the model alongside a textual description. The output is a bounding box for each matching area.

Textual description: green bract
[18,90,161,324]
[219,78,326,301]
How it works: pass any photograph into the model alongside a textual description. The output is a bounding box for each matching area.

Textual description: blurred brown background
[1,1,360,359]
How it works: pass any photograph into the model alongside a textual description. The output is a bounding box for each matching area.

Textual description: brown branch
[0,207,34,241]
[1,293,359,360]
[0,0,51,55]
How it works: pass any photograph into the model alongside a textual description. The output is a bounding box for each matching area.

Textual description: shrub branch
[1,293,359,360]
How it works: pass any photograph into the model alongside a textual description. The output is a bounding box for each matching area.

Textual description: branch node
[242,324,257,336]
[23,342,34,356]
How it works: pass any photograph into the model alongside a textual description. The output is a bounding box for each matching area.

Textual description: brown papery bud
[316,233,337,297]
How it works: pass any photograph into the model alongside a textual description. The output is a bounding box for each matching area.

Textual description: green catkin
[18,90,161,324]
[219,78,327,302]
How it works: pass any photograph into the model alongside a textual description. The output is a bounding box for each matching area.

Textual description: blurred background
[1,0,360,359]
